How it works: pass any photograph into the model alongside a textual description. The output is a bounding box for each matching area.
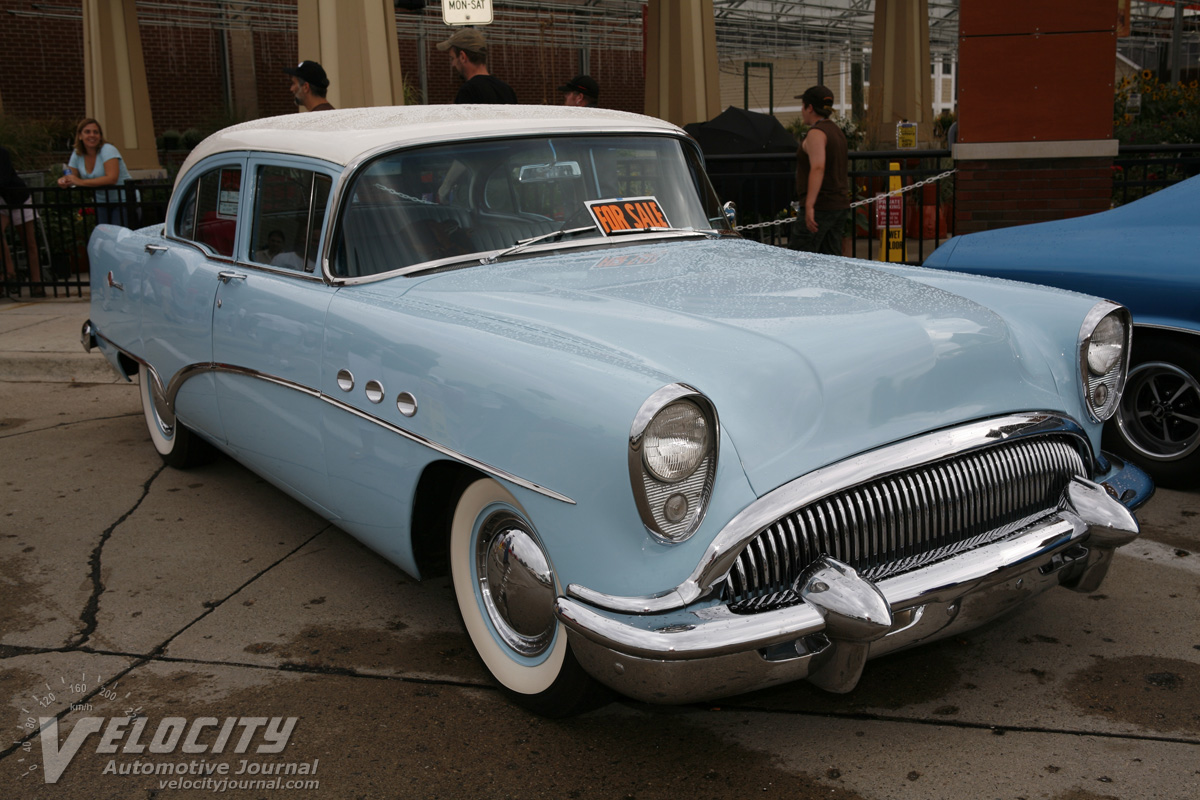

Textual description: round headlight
[643,401,709,483]
[1087,313,1125,375]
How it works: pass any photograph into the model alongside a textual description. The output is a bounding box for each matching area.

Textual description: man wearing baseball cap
[436,28,517,104]
[789,84,849,255]
[559,75,599,107]
[284,60,334,111]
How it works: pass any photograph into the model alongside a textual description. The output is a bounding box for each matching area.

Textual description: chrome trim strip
[89,333,574,505]
[568,412,1093,614]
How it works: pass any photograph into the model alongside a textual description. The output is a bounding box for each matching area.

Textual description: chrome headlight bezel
[1078,301,1132,422]
[628,384,719,543]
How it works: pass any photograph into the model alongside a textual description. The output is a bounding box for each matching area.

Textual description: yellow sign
[881,229,906,262]
[876,161,906,262]
[896,122,918,149]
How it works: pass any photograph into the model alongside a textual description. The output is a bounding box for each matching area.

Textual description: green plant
[785,113,865,150]
[158,129,183,150]
[1113,70,1200,145]
[181,128,205,150]
[0,116,78,171]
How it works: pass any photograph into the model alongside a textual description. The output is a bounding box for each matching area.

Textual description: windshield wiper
[607,226,718,238]
[480,226,597,264]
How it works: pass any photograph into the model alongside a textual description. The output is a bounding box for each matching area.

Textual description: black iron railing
[705,149,956,264]
[1,181,171,299]
[1112,143,1200,206]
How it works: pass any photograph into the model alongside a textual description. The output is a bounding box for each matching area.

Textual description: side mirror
[722,201,737,228]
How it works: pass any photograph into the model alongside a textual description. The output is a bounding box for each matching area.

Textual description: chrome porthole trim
[576,411,1094,614]
[396,391,418,417]
[336,369,354,392]
[364,380,385,404]
[476,511,556,657]
[86,337,575,505]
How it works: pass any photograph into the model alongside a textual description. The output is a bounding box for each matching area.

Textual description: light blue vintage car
[84,106,1151,716]
[924,175,1200,489]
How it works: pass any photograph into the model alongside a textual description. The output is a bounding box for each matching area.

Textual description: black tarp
[684,106,799,155]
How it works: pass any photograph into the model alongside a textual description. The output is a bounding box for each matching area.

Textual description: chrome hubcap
[146,373,176,436]
[475,512,555,657]
[1117,361,1200,461]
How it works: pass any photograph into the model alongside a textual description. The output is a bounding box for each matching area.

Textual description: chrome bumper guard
[555,470,1149,704]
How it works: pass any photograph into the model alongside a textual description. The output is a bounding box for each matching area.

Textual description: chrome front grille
[725,435,1087,613]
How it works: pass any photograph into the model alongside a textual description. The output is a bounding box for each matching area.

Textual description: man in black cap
[436,28,517,104]
[284,60,334,112]
[559,75,599,107]
[789,84,849,255]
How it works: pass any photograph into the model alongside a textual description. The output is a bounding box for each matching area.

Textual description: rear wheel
[449,477,606,717]
[139,363,212,468]
[1106,334,1200,489]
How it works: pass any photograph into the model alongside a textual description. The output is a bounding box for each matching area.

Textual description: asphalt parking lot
[2,299,1199,799]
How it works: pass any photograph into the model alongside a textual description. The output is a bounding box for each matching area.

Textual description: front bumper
[555,466,1150,704]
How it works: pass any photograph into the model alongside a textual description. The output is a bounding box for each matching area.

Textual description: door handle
[218,271,247,284]
[144,243,168,255]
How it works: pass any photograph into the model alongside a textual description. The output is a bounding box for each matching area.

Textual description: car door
[138,156,250,443]
[211,156,338,514]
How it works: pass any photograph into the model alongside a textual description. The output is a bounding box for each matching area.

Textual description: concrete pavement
[2,295,1198,799]
[0,295,119,384]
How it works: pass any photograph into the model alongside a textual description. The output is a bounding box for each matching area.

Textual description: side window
[251,165,332,272]
[174,166,242,257]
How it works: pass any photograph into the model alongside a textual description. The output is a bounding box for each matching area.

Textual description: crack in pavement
[0,411,142,441]
[74,464,167,648]
[0,501,339,762]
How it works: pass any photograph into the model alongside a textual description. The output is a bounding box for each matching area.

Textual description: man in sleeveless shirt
[789,85,850,256]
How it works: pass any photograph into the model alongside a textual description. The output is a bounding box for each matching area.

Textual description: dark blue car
[925,175,1199,488]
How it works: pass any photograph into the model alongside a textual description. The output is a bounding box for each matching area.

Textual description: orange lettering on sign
[598,205,621,233]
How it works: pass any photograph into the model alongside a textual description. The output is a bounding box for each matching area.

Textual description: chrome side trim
[90,333,574,505]
[568,412,1093,614]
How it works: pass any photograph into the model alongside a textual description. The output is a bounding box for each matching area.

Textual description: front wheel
[1106,335,1200,489]
[139,363,212,468]
[449,477,606,717]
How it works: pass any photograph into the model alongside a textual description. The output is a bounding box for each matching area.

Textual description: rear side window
[174,166,242,257]
[250,165,332,272]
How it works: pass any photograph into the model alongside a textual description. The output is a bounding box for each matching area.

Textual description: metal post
[1171,0,1184,84]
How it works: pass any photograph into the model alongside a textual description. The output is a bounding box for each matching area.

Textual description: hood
[373,238,1070,496]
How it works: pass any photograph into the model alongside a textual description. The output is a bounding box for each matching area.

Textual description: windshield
[332,134,730,278]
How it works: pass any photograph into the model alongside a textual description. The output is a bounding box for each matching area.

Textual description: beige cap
[436,27,488,53]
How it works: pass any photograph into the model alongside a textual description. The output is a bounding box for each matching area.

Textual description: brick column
[954,0,1119,234]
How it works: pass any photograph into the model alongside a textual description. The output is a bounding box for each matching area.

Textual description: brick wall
[0,0,86,125]
[1,0,644,159]
[406,39,642,112]
[953,158,1115,235]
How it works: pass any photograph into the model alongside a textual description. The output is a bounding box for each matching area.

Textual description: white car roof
[177,105,685,186]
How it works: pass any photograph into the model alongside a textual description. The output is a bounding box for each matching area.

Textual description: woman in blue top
[57,118,132,226]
